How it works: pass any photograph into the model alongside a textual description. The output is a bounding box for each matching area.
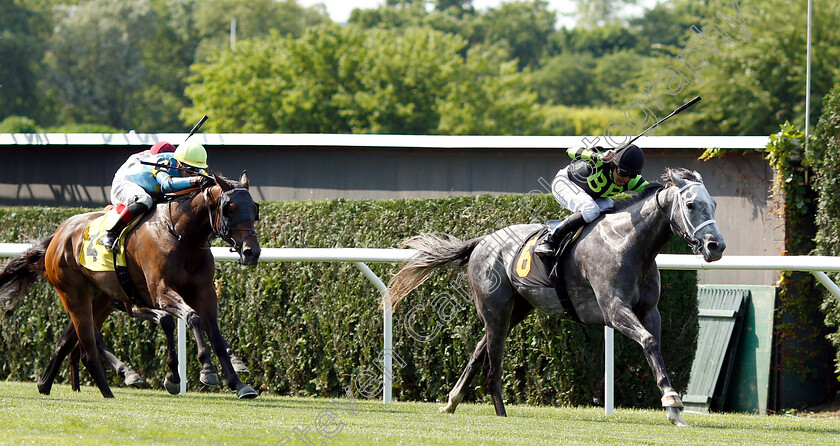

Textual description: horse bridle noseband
[204,187,259,254]
[654,181,717,254]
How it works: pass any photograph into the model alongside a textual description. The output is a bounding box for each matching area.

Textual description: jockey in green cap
[534,144,653,257]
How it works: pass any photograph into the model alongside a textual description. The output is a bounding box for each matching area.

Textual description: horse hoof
[164,377,181,395]
[37,383,51,396]
[231,357,249,374]
[666,407,689,428]
[237,385,258,399]
[200,372,219,387]
[438,404,455,414]
[124,372,143,387]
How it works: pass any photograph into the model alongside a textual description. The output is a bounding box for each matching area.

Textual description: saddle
[79,204,145,305]
[79,204,143,272]
[509,222,585,322]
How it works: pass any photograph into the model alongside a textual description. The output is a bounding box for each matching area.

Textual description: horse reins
[654,182,717,254]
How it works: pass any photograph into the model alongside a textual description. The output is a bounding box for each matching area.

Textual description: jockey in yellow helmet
[101,140,211,252]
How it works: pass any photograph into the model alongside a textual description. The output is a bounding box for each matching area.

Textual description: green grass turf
[0,380,839,445]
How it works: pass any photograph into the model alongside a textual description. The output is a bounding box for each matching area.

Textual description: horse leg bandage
[661,390,684,408]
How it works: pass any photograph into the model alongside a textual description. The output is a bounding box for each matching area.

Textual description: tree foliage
[45,0,156,130]
[571,0,639,27]
[472,0,556,69]
[8,0,840,138]
[0,116,43,133]
[651,0,840,136]
[0,1,46,121]
[550,22,638,57]
[808,85,840,376]
[194,0,328,41]
[184,25,546,135]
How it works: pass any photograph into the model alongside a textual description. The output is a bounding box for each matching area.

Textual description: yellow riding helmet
[174,140,208,169]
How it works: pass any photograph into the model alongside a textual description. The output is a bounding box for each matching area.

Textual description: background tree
[532,52,597,106]
[45,0,156,130]
[194,0,328,44]
[349,2,437,32]
[131,0,201,131]
[571,0,639,27]
[434,0,474,14]
[0,2,47,122]
[652,0,840,135]
[472,0,556,69]
[548,22,637,58]
[627,1,699,55]
[183,25,545,135]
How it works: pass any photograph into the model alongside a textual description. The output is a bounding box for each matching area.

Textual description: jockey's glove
[191,176,215,190]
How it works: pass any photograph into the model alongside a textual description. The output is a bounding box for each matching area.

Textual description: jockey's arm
[152,165,203,194]
[566,146,605,163]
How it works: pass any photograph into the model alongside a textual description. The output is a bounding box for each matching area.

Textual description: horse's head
[205,171,261,266]
[659,168,726,262]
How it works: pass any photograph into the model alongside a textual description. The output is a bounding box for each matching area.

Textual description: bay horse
[37,283,251,395]
[0,171,260,398]
[37,299,249,396]
[386,168,726,427]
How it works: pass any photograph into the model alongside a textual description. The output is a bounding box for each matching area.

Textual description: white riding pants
[110,178,154,209]
[551,168,614,223]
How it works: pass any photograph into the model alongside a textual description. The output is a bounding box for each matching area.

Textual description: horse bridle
[654,181,717,254]
[204,187,259,254]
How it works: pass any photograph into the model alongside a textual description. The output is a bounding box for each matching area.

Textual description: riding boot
[99,202,149,252]
[534,212,587,257]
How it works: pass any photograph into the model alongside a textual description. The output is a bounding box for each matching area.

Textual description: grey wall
[12,142,781,286]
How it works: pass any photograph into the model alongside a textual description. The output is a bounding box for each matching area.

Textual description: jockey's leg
[534,212,586,256]
[535,169,598,257]
[100,193,151,252]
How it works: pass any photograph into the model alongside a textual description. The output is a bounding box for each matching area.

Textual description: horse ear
[693,170,704,183]
[214,172,232,192]
[239,170,250,189]
[666,168,685,188]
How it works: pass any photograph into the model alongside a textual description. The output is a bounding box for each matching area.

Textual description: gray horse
[386,168,725,427]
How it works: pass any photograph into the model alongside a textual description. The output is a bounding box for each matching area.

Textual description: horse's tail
[0,235,53,314]
[386,233,484,308]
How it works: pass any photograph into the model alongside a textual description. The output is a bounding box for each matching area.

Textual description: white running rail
[3,243,840,413]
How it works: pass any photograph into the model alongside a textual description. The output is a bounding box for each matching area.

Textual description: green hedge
[0,194,697,408]
[765,122,829,382]
[809,85,840,376]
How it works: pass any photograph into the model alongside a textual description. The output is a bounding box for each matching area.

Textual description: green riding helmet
[174,140,208,169]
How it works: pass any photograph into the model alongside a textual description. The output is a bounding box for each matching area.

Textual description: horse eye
[686,202,695,210]
[223,203,236,218]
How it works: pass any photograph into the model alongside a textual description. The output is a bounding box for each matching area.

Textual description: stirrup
[99,233,119,253]
[533,240,556,257]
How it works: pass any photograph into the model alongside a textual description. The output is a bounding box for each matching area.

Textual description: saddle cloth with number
[508,222,583,322]
[79,204,142,272]
[509,227,554,289]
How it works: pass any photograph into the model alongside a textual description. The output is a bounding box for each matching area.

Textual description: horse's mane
[611,167,703,212]
[660,167,703,185]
